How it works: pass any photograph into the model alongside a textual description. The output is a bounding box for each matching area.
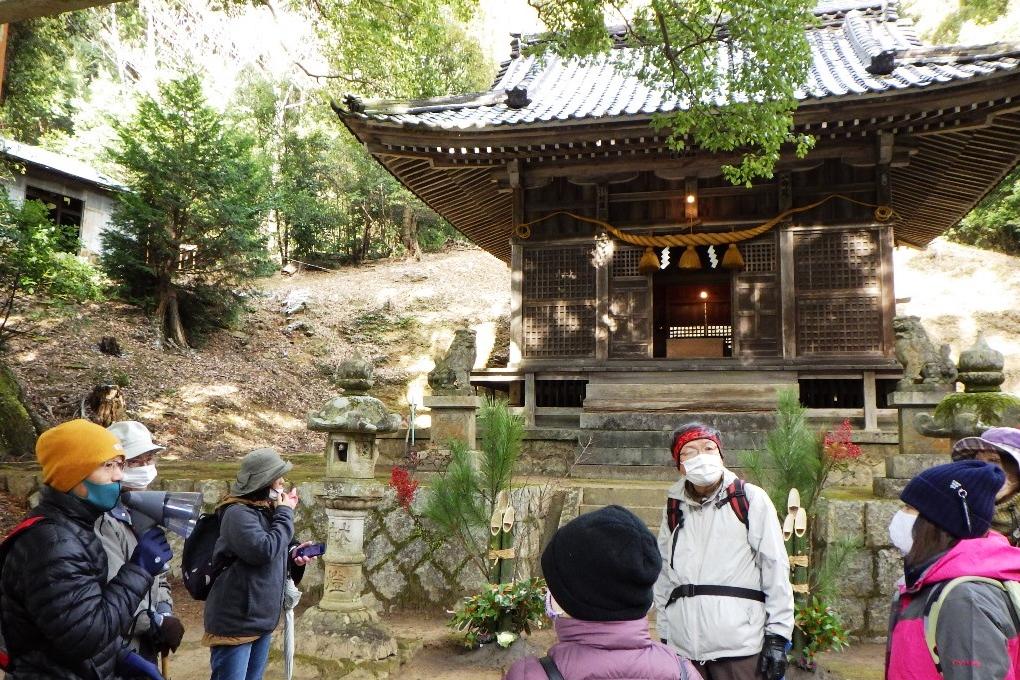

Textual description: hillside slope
[3,238,1017,462]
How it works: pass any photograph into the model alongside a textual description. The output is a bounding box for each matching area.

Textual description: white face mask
[121,464,157,490]
[269,487,282,502]
[889,509,917,555]
[682,454,724,487]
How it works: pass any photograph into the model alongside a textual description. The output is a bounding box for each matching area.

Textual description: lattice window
[742,237,776,274]
[611,248,642,278]
[797,297,882,354]
[794,230,879,290]
[523,247,595,299]
[523,303,596,357]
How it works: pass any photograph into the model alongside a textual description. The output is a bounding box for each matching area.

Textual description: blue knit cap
[901,460,1005,539]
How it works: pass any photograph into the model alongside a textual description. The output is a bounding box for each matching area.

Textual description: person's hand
[279,487,299,510]
[129,527,172,576]
[117,650,164,680]
[291,540,318,567]
[156,614,185,653]
[758,634,789,680]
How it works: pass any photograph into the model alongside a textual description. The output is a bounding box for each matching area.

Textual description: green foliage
[934,392,1020,427]
[421,400,525,582]
[0,12,102,144]
[794,597,850,668]
[46,253,105,302]
[449,578,547,648]
[297,0,490,99]
[927,0,1011,43]
[529,0,816,185]
[810,537,859,602]
[0,195,104,346]
[742,389,822,513]
[946,166,1020,255]
[101,75,271,346]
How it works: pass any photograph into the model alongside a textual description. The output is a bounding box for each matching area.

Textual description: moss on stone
[0,362,36,460]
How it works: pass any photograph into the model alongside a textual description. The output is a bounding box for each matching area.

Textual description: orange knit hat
[36,419,125,492]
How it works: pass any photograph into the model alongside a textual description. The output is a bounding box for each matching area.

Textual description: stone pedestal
[423,395,482,448]
[889,390,952,456]
[874,390,952,498]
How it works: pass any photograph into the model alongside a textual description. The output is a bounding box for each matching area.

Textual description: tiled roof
[0,137,124,191]
[342,2,1020,130]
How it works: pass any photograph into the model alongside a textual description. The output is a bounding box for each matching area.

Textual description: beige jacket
[95,505,173,652]
[653,469,793,661]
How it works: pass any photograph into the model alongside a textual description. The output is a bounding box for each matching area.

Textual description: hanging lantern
[721,243,745,269]
[638,246,660,275]
[678,245,702,270]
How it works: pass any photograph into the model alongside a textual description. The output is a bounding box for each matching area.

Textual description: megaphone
[121,491,203,539]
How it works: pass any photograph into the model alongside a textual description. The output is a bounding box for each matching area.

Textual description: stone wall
[814,495,902,639]
[0,470,570,613]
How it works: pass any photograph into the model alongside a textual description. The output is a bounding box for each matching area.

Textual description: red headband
[671,429,722,464]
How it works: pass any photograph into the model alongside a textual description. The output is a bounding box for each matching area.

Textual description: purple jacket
[505,618,701,680]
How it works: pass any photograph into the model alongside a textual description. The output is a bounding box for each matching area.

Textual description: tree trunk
[401,205,422,261]
[155,279,189,348]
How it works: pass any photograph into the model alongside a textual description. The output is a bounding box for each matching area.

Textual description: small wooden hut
[336,1,1020,464]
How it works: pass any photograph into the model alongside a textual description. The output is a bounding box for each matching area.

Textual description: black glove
[117,650,164,680]
[155,614,185,654]
[129,527,172,576]
[758,634,789,680]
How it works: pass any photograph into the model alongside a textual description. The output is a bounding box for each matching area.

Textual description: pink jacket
[505,618,701,680]
[887,532,1020,680]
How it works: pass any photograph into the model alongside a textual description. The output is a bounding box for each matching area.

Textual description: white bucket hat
[107,421,166,460]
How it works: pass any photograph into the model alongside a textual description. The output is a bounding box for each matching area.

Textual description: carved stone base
[293,605,399,662]
[889,390,952,456]
[423,395,482,448]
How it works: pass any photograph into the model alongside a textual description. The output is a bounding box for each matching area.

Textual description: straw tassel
[721,243,745,269]
[678,245,702,270]
[638,247,660,274]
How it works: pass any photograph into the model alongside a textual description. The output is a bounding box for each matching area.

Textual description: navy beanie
[541,504,661,621]
[900,460,1005,539]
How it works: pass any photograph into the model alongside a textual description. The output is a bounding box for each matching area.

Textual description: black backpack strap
[539,655,566,680]
[666,584,766,607]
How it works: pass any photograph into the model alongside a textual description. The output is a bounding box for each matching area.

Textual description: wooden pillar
[879,224,896,354]
[595,183,609,361]
[0,25,8,104]
[509,187,524,367]
[863,370,879,432]
[779,226,797,359]
[524,373,536,427]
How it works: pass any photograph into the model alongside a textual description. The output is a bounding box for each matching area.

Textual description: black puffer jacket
[204,500,299,637]
[0,485,153,679]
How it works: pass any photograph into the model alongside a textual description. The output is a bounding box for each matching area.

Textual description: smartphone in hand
[294,543,326,558]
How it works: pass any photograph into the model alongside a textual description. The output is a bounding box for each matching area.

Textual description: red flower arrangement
[823,419,862,465]
[389,466,419,511]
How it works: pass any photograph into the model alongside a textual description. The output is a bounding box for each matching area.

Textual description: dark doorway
[653,248,733,358]
[25,186,83,253]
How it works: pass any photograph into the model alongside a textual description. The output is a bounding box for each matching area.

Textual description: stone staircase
[574,482,673,534]
[575,411,776,471]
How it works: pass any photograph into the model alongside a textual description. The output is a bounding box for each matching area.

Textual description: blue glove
[129,527,172,576]
[117,650,164,680]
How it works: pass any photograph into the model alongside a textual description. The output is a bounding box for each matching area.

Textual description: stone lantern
[294,355,402,663]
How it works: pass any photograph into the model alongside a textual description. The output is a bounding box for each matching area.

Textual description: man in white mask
[653,422,794,680]
[96,420,184,675]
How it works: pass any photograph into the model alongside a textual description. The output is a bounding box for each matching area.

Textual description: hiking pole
[161,652,170,680]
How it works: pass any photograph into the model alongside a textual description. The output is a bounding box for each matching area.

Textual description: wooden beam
[0,24,8,104]
[863,370,879,431]
[779,226,797,359]
[0,0,123,23]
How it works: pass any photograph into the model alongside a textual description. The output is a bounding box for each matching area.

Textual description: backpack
[923,576,1020,675]
[181,511,232,600]
[0,516,47,671]
[666,478,750,533]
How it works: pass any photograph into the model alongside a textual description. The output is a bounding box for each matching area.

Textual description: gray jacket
[203,501,295,637]
[95,504,173,654]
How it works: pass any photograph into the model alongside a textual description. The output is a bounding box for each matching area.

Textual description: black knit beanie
[541,504,661,621]
[901,460,1004,539]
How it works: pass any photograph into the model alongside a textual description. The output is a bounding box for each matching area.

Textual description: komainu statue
[893,316,957,391]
